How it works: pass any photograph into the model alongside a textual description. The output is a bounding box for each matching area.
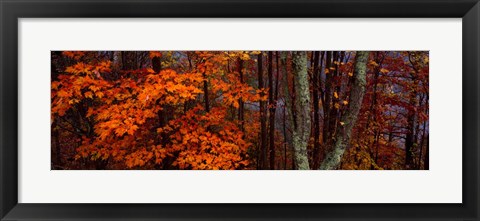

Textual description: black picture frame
[1,0,479,220]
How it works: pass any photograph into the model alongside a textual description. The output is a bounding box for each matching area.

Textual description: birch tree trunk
[320,51,369,170]
[291,51,311,170]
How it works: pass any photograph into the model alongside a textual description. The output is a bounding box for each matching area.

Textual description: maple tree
[51,51,428,170]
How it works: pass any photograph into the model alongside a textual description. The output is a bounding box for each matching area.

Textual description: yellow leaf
[342,100,348,105]
[334,103,340,109]
[380,68,389,74]
[348,72,353,77]
[340,122,345,126]
[334,92,339,99]
[369,61,379,67]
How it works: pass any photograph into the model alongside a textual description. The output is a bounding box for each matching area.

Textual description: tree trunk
[111,51,123,80]
[53,121,61,166]
[322,51,333,157]
[258,53,268,169]
[112,51,122,72]
[312,51,322,169]
[424,134,429,170]
[203,72,210,113]
[238,57,244,132]
[283,105,288,169]
[405,52,422,170]
[418,117,427,169]
[280,52,293,170]
[291,51,311,170]
[151,54,169,146]
[274,52,281,169]
[320,51,369,170]
[328,52,340,145]
[423,92,430,170]
[366,52,382,168]
[152,56,162,73]
[51,52,62,167]
[268,51,276,169]
[405,88,416,169]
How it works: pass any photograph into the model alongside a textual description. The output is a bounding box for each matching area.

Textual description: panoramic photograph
[51,51,429,170]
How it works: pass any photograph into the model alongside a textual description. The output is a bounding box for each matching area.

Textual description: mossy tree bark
[320,51,369,170]
[291,51,311,170]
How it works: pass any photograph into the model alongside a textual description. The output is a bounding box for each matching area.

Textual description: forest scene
[51,51,429,170]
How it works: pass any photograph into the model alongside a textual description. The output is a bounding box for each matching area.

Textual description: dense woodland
[51,51,429,170]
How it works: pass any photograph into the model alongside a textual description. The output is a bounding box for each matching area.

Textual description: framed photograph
[1,0,479,220]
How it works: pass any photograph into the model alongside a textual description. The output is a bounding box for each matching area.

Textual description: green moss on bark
[320,51,369,170]
[292,52,311,170]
